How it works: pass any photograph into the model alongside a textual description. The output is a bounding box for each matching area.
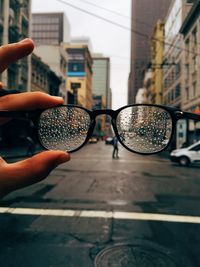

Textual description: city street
[1,141,200,266]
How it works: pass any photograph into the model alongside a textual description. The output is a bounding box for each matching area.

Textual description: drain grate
[94,241,192,267]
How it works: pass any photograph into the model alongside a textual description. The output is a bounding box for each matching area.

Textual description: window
[185,87,189,101]
[190,145,200,152]
[185,64,189,80]
[192,82,196,97]
[192,27,197,46]
[68,62,85,73]
[175,62,181,78]
[175,84,180,98]
[170,90,174,101]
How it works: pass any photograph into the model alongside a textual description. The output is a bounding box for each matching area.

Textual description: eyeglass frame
[1,103,200,155]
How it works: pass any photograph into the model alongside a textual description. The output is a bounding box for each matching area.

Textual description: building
[71,36,93,53]
[92,95,107,137]
[163,0,194,109]
[32,12,70,102]
[32,12,70,45]
[0,0,31,91]
[180,0,200,113]
[163,0,196,149]
[135,88,148,104]
[128,0,171,104]
[180,1,200,145]
[143,68,153,103]
[65,44,93,109]
[92,54,111,136]
[34,45,68,102]
[31,53,61,95]
[149,20,165,104]
[92,54,111,108]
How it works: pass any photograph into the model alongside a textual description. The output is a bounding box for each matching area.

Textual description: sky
[32,0,131,109]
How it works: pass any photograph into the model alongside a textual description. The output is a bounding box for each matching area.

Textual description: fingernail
[56,153,70,165]
[53,96,64,101]
[19,38,32,44]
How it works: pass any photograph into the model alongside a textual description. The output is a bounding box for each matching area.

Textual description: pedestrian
[0,38,70,199]
[112,136,119,159]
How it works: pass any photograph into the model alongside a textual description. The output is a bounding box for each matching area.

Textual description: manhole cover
[94,242,192,267]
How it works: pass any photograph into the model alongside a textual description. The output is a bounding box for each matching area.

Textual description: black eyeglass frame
[1,103,200,155]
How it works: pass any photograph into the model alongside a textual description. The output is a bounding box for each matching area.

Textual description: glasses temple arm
[181,111,200,121]
[0,110,40,119]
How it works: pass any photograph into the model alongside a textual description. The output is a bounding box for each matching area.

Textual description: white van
[170,141,200,166]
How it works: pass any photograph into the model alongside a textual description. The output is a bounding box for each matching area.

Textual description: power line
[76,0,130,19]
[75,0,200,48]
[75,0,158,30]
[56,0,149,39]
[56,0,200,57]
[72,0,183,70]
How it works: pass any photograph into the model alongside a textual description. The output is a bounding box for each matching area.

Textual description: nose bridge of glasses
[92,109,115,119]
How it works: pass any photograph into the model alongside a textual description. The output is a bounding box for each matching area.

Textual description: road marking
[0,207,200,224]
[72,158,168,164]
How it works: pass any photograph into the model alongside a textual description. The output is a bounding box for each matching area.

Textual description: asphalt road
[1,141,200,267]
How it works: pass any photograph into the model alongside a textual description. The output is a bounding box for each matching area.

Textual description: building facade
[0,0,31,91]
[32,12,70,45]
[34,45,68,102]
[163,0,196,148]
[31,53,61,95]
[163,0,194,109]
[92,54,111,108]
[65,44,93,109]
[149,20,165,104]
[180,1,200,145]
[180,1,200,113]
[32,12,70,102]
[128,0,171,104]
[92,54,111,136]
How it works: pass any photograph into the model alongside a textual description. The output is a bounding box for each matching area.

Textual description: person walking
[112,136,119,159]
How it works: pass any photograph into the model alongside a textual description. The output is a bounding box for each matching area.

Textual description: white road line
[0,207,200,224]
[72,158,168,164]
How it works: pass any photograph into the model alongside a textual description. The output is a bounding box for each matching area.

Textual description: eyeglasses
[0,104,200,155]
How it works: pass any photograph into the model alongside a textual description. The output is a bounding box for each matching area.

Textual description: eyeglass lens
[116,106,173,154]
[38,105,173,154]
[38,106,91,152]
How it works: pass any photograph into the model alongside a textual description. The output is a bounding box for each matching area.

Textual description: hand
[0,39,70,199]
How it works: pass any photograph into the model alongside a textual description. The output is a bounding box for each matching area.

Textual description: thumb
[0,151,70,196]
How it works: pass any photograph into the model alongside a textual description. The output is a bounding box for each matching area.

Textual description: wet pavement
[1,142,200,266]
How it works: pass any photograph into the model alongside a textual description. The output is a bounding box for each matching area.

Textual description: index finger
[0,92,64,111]
[0,39,34,73]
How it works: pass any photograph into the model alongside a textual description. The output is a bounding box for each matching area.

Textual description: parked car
[105,136,113,145]
[170,141,200,166]
[89,137,98,143]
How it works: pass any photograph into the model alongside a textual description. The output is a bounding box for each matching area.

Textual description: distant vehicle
[105,136,113,145]
[170,141,200,166]
[89,137,98,144]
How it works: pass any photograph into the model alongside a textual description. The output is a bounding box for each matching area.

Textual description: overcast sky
[32,0,131,109]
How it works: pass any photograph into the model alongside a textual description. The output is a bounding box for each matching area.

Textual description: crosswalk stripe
[0,207,200,224]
